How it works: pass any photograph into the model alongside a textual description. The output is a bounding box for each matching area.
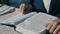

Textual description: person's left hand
[45,19,60,34]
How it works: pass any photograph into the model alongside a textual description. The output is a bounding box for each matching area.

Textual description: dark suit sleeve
[55,13,60,18]
[20,0,31,4]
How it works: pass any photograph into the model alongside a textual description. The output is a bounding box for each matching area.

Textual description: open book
[16,12,57,34]
[0,12,58,34]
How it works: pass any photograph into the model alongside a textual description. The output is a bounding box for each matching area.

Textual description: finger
[49,21,58,33]
[20,4,26,12]
[19,4,23,11]
[58,31,60,34]
[44,23,49,27]
[21,4,26,12]
[46,22,53,31]
[53,25,60,34]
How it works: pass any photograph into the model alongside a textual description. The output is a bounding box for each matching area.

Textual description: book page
[0,8,20,22]
[0,24,20,34]
[0,12,37,25]
[0,5,10,13]
[16,13,57,34]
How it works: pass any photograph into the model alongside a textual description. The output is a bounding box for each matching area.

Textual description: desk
[0,5,22,34]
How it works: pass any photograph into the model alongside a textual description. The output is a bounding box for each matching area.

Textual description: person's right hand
[45,19,60,34]
[19,3,33,14]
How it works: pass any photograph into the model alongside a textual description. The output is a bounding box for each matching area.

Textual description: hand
[45,19,60,34]
[19,3,27,14]
[19,3,32,14]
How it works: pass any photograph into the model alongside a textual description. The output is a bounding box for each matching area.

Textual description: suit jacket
[20,0,60,18]
[9,0,21,8]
